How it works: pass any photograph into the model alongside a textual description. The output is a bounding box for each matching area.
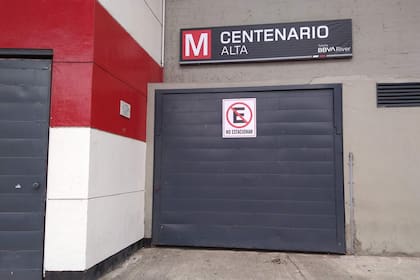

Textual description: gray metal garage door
[153,85,345,253]
[0,56,51,279]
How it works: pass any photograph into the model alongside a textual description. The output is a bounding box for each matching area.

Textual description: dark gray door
[0,58,51,279]
[153,85,345,253]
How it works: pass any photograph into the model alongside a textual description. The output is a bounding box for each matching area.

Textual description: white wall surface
[44,128,146,271]
[47,128,90,199]
[44,200,88,271]
[98,0,164,65]
[86,129,146,268]
[85,191,145,268]
[88,128,146,198]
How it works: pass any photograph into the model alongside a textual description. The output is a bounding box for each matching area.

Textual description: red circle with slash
[226,102,253,128]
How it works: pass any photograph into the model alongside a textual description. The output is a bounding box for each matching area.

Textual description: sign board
[222,98,256,138]
[180,19,352,64]
[119,100,131,119]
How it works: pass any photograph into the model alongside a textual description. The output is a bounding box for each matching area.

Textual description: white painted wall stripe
[47,128,90,199]
[89,128,146,198]
[98,0,164,65]
[47,128,146,199]
[44,200,88,271]
[85,191,145,269]
[45,127,147,270]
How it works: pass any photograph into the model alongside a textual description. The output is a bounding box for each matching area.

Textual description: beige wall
[145,0,420,255]
[318,77,420,256]
[164,0,420,83]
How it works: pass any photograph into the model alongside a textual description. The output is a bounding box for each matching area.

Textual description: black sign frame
[180,19,352,64]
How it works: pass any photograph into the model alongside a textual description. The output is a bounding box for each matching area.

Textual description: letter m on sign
[182,29,212,60]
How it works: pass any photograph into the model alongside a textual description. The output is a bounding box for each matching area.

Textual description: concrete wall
[145,0,420,255]
[164,0,420,82]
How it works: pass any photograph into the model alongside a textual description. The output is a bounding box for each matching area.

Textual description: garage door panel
[0,231,44,250]
[163,173,335,189]
[154,85,345,253]
[163,160,335,175]
[163,148,335,162]
[164,172,335,188]
[162,91,332,112]
[161,122,334,136]
[162,96,220,113]
[0,121,48,139]
[162,111,220,124]
[164,135,334,149]
[161,186,335,201]
[161,198,335,215]
[0,158,47,175]
[161,212,336,229]
[158,224,339,252]
[257,97,332,110]
[161,123,220,136]
[0,195,44,212]
[258,109,333,123]
[163,109,333,125]
[0,103,50,121]
[0,84,49,104]
[0,250,43,270]
[0,139,47,157]
[0,176,45,194]
[0,213,44,231]
[258,122,334,135]
[0,68,49,88]
[0,270,42,280]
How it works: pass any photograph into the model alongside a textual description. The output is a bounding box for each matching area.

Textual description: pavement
[99,247,420,280]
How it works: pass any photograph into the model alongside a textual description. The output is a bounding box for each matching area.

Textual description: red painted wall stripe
[91,64,147,141]
[88,1,162,141]
[0,1,162,142]
[50,63,93,127]
[0,0,96,127]
[0,1,95,62]
[93,2,163,96]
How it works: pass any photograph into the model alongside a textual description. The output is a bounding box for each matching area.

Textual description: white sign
[222,98,256,138]
[119,100,131,119]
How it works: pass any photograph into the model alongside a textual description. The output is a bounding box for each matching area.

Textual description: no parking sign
[222,98,256,138]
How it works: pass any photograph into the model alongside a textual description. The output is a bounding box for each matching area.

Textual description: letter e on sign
[182,29,212,60]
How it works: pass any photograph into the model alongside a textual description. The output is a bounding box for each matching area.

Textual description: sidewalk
[99,247,420,280]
